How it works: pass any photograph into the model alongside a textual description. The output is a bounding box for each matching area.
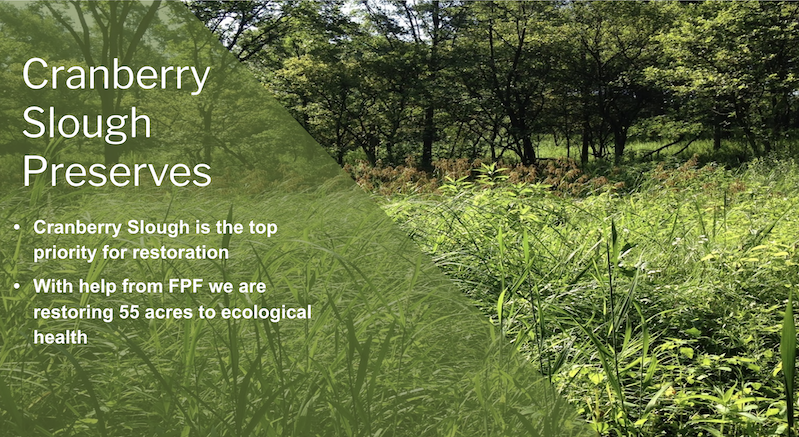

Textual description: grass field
[377,155,799,435]
[3,145,798,436]
[0,147,588,436]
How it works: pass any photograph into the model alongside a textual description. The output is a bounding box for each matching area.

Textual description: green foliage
[193,0,799,167]
[1,2,586,434]
[381,158,799,435]
[0,163,586,435]
[649,1,799,158]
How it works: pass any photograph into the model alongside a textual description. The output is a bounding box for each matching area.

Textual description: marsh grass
[0,156,586,436]
[381,157,799,435]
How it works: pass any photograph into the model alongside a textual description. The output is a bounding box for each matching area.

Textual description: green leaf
[497,288,507,331]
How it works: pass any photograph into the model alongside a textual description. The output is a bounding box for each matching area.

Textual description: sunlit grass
[381,156,799,435]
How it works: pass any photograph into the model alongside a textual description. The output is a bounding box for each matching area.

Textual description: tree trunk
[522,136,536,165]
[420,104,434,171]
[613,125,627,165]
[363,135,378,165]
[581,115,591,167]
[419,0,440,172]
[713,102,722,151]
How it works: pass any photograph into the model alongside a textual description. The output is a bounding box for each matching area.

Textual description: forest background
[2,1,799,436]
[184,1,799,435]
[186,0,799,170]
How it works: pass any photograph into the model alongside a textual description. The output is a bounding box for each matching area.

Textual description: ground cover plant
[0,147,586,436]
[374,156,799,436]
[0,2,591,435]
[4,2,799,435]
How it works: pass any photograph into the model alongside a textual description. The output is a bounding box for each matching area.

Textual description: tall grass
[0,158,585,436]
[381,157,799,435]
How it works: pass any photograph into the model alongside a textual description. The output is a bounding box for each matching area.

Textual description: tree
[42,0,162,164]
[264,1,379,164]
[653,1,799,157]
[460,1,561,165]
[185,0,295,64]
[151,2,271,169]
[362,0,466,170]
[564,1,672,164]
[0,2,83,154]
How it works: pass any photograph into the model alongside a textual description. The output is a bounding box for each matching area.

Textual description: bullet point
[13,224,19,230]
[13,283,19,289]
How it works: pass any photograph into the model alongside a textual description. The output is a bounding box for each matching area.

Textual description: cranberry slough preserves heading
[20,57,213,187]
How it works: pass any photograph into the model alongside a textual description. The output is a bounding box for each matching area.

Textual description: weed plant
[0,150,587,436]
[380,157,799,436]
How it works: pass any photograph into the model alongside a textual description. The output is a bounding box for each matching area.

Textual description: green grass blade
[782,290,796,437]
[54,345,107,437]
[221,204,234,250]
[497,288,506,334]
